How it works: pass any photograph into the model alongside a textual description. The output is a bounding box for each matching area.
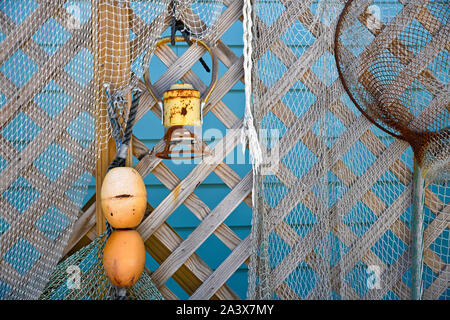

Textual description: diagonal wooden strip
[255,30,332,119]
[298,134,391,279]
[329,62,447,276]
[0,18,91,130]
[64,201,97,256]
[0,141,94,257]
[330,139,408,230]
[271,215,328,290]
[0,193,22,224]
[424,203,450,249]
[360,0,446,97]
[151,171,252,287]
[422,264,449,300]
[204,56,244,114]
[51,4,92,50]
[0,13,90,159]
[332,183,412,279]
[263,124,408,290]
[333,0,430,125]
[253,3,412,296]
[0,142,94,298]
[0,81,93,194]
[137,118,243,241]
[363,248,411,300]
[0,132,18,163]
[189,234,251,300]
[80,214,239,300]
[131,136,245,250]
[276,282,301,300]
[262,113,372,237]
[391,279,411,300]
[146,223,239,300]
[231,114,374,296]
[253,0,446,298]
[0,69,16,97]
[252,0,316,62]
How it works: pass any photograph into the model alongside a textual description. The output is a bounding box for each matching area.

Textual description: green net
[39,232,163,300]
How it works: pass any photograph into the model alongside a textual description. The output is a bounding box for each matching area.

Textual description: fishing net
[334,0,449,300]
[246,0,449,300]
[94,0,224,153]
[39,231,163,300]
[0,0,223,300]
[334,0,449,180]
[246,0,343,300]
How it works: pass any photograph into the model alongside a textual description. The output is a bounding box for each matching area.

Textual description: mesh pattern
[0,0,96,299]
[93,0,170,154]
[247,0,449,300]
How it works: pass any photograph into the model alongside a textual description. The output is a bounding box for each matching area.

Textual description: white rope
[242,0,263,171]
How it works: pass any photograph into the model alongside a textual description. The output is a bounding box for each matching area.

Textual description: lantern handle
[142,36,218,108]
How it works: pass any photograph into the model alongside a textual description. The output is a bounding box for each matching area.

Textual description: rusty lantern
[143,36,218,160]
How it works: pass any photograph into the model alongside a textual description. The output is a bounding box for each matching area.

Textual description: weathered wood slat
[0,17,91,131]
[151,171,252,288]
[247,116,390,291]
[190,234,251,300]
[2,0,446,301]
[0,142,94,258]
[333,184,412,278]
[131,135,246,247]
[147,223,240,300]
[0,143,94,298]
[77,210,239,300]
[0,81,93,194]
[363,249,411,300]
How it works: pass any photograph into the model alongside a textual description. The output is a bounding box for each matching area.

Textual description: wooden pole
[93,0,132,236]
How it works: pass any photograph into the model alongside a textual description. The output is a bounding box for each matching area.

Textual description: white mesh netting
[0,0,448,301]
[246,0,449,300]
[0,0,224,300]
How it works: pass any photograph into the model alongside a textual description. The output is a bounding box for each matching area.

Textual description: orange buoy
[103,229,146,287]
[101,167,147,229]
